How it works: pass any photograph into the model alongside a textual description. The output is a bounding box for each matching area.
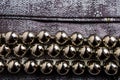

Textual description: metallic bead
[0,45,11,57]
[31,44,44,57]
[46,43,60,58]
[40,60,53,74]
[114,47,120,59]
[5,32,18,45]
[0,61,4,73]
[72,61,85,75]
[78,45,92,59]
[14,44,27,57]
[55,31,68,45]
[55,60,70,75]
[104,61,118,75]
[70,32,83,46]
[22,32,35,44]
[37,31,51,44]
[62,45,76,59]
[88,34,101,47]
[96,47,110,60]
[87,61,101,75]
[103,36,117,48]
[7,59,21,74]
[24,60,38,74]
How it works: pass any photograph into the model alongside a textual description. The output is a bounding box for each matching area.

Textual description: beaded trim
[0,31,120,75]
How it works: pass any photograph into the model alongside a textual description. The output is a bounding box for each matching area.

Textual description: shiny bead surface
[114,47,120,59]
[96,47,110,60]
[88,34,101,47]
[40,60,53,74]
[46,43,60,57]
[5,32,18,45]
[78,45,92,59]
[103,36,117,48]
[87,61,101,75]
[72,61,85,75]
[62,45,76,58]
[14,44,27,57]
[104,61,118,75]
[0,45,11,57]
[70,32,83,46]
[7,59,21,74]
[24,60,37,74]
[21,32,35,44]
[37,31,51,44]
[31,44,44,57]
[55,31,68,45]
[55,60,70,75]
[0,61,4,73]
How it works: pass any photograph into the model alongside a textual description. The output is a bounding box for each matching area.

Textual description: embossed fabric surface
[0,0,120,80]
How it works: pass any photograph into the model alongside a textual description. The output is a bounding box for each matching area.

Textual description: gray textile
[0,0,120,80]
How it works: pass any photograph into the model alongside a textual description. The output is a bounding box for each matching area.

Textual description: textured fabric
[0,0,120,80]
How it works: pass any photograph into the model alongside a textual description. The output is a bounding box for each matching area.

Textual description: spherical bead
[7,59,21,74]
[5,32,18,45]
[78,45,92,59]
[103,36,117,48]
[46,43,60,58]
[72,60,85,75]
[55,31,69,45]
[70,32,83,46]
[23,60,38,74]
[55,60,70,75]
[31,44,44,57]
[62,45,76,58]
[104,61,118,75]
[14,44,27,57]
[88,34,101,47]
[0,45,11,57]
[87,61,101,75]
[0,61,4,73]
[95,47,110,60]
[114,47,120,59]
[21,32,35,44]
[37,31,51,44]
[40,60,53,74]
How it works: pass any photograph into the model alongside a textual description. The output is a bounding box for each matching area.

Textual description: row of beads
[0,44,120,60]
[0,31,119,48]
[0,59,118,75]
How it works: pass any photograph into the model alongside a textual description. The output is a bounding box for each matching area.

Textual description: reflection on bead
[96,47,110,60]
[88,34,101,47]
[0,61,4,73]
[14,44,27,57]
[55,60,70,75]
[114,47,120,59]
[7,59,21,74]
[5,32,18,45]
[78,45,92,59]
[62,45,76,58]
[46,43,60,58]
[0,45,11,57]
[21,32,35,44]
[70,32,83,46]
[87,61,101,75]
[104,61,118,75]
[31,44,44,57]
[40,60,53,74]
[55,31,68,45]
[37,31,51,44]
[103,36,117,48]
[72,60,85,75]
[24,60,37,74]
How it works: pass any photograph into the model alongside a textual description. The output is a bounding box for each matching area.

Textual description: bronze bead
[31,44,44,57]
[70,32,83,46]
[55,31,69,45]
